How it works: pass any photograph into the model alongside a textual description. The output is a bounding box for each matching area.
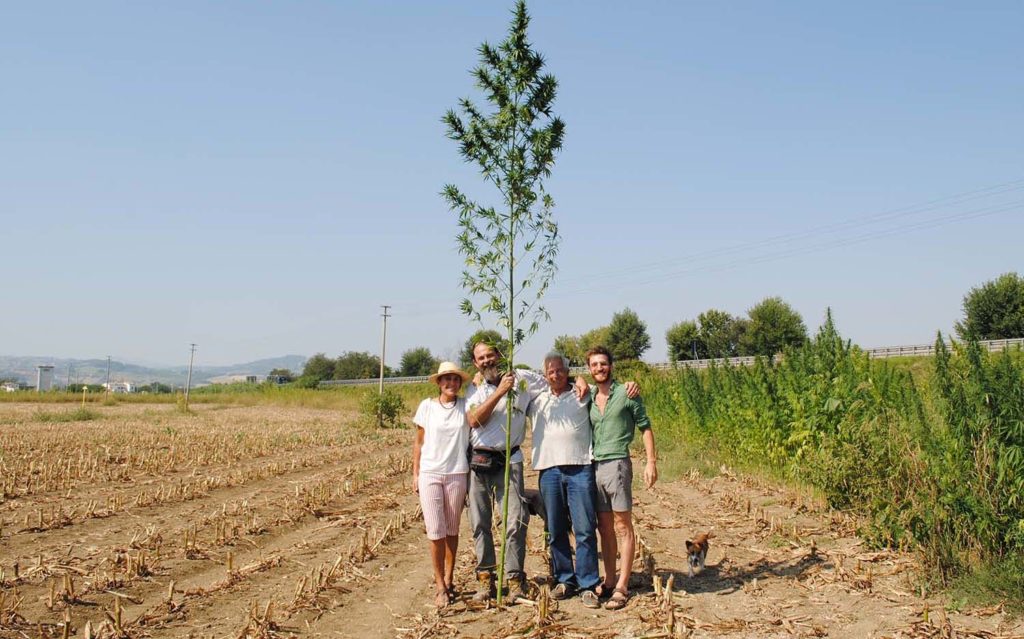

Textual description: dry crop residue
[0,402,1020,639]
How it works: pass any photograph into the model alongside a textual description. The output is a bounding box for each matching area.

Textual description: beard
[481,364,501,384]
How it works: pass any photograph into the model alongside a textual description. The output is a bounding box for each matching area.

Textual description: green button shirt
[590,381,652,461]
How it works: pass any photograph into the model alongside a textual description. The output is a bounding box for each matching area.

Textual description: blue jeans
[538,464,599,590]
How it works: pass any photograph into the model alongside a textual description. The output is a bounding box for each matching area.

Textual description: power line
[385,177,1024,316]
[556,177,1024,286]
[550,198,1024,298]
[224,179,1024,344]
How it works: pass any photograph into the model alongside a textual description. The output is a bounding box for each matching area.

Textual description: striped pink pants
[418,472,468,540]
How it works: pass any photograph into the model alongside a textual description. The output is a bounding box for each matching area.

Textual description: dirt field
[1,402,1021,639]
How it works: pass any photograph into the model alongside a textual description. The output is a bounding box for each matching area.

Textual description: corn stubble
[0,403,420,636]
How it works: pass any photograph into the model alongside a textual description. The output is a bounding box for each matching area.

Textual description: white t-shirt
[413,397,470,474]
[527,388,593,471]
[466,369,546,464]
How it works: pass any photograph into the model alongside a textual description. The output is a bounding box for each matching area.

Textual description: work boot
[472,571,494,602]
[549,582,572,600]
[504,571,530,603]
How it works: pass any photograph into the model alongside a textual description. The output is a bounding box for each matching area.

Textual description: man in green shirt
[587,346,657,610]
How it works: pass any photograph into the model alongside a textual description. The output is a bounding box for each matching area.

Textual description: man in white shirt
[527,353,602,609]
[466,341,637,603]
[466,341,547,602]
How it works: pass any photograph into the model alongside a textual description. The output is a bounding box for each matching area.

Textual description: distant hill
[0,355,307,387]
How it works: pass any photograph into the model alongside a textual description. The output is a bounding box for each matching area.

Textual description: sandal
[594,582,616,599]
[603,588,629,610]
[445,585,457,604]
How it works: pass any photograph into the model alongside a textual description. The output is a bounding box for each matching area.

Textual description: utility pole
[105,355,111,394]
[184,344,197,411]
[66,363,72,391]
[378,305,391,394]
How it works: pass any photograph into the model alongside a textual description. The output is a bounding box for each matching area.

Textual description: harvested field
[1,402,1021,639]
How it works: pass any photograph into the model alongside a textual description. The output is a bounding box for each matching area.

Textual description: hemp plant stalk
[442,0,564,605]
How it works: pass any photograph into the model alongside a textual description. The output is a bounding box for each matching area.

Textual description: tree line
[293,271,1024,382]
[554,272,1024,365]
[293,348,438,386]
[554,299,807,365]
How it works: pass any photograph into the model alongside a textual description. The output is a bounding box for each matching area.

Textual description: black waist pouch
[470,446,520,472]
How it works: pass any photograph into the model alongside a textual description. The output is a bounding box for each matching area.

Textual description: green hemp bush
[360,387,407,428]
[642,310,1024,594]
[442,0,564,604]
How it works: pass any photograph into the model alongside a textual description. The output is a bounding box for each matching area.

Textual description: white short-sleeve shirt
[466,369,546,464]
[527,388,593,471]
[413,397,470,474]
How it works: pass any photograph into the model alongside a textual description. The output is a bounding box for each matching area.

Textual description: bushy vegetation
[65,383,106,393]
[359,387,408,428]
[606,307,651,361]
[298,351,396,386]
[955,271,1024,340]
[554,326,610,367]
[639,312,1024,596]
[267,367,295,383]
[398,347,439,377]
[553,307,651,365]
[666,297,808,361]
[0,390,176,404]
[32,407,100,422]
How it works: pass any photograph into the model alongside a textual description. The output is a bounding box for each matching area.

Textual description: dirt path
[343,463,1024,639]
[2,403,1021,639]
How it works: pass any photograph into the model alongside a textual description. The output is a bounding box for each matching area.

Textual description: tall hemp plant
[442,1,563,605]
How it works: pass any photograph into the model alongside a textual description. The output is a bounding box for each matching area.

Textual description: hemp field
[1,401,1021,639]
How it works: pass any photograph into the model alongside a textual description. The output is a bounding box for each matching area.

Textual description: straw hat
[429,361,472,384]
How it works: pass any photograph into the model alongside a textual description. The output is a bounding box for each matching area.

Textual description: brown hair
[585,345,613,366]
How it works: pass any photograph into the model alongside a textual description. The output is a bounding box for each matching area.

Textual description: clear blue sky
[3,1,1022,368]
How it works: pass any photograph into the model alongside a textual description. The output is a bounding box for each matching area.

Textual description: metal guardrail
[319,375,429,388]
[569,355,769,374]
[865,337,1024,359]
[322,338,1024,386]
[573,337,1024,373]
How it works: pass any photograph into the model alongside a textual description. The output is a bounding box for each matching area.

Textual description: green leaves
[443,4,562,603]
[955,272,1024,340]
[659,314,1024,581]
[606,308,652,361]
[443,0,562,351]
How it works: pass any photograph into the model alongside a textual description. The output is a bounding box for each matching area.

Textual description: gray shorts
[594,458,633,512]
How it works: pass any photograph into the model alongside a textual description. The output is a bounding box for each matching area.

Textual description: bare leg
[444,535,459,590]
[597,511,617,591]
[429,538,447,605]
[612,511,634,593]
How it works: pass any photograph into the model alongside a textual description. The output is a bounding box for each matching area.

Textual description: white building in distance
[36,365,55,392]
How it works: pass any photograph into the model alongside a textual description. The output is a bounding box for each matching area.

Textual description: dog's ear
[685,540,693,550]
[707,532,716,539]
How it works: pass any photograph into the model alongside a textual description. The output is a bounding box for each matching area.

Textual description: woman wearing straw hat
[412,361,473,608]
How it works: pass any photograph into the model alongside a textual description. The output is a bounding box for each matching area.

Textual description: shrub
[608,359,651,382]
[360,387,407,428]
[642,311,1024,588]
[33,407,100,422]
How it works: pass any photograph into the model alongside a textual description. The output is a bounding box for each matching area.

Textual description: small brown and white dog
[685,532,714,577]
